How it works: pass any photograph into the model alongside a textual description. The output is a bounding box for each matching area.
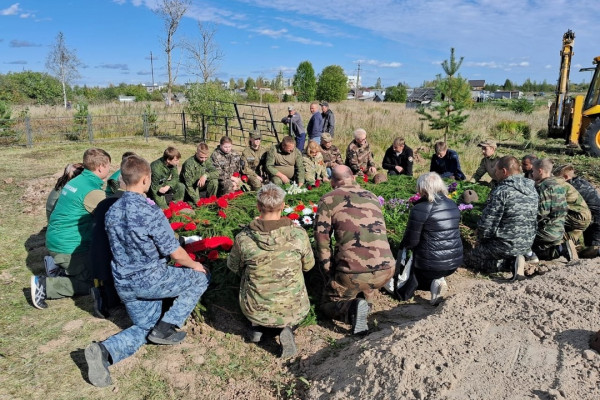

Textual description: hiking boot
[44,255,60,277]
[148,322,187,345]
[349,299,369,335]
[30,275,48,309]
[84,342,112,387]
[90,287,108,319]
[279,327,297,358]
[430,277,448,305]
[524,252,539,264]
[246,326,263,343]
[579,245,600,259]
[511,255,526,281]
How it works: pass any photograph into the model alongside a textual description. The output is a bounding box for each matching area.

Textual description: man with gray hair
[227,184,314,358]
[345,128,377,177]
[467,156,538,279]
[314,165,394,334]
[281,106,306,151]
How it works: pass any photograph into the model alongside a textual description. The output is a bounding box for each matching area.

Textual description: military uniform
[472,153,502,185]
[320,144,343,169]
[265,145,305,186]
[101,191,209,364]
[533,176,568,259]
[241,144,269,191]
[180,154,219,203]
[105,169,121,195]
[149,158,185,209]
[382,145,414,176]
[345,140,376,176]
[303,152,327,185]
[468,174,538,272]
[314,182,394,322]
[227,218,314,328]
[554,177,591,243]
[569,175,600,246]
[211,146,242,195]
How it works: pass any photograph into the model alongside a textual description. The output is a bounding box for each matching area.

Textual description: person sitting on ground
[382,137,414,176]
[554,164,599,257]
[552,168,592,246]
[429,141,466,181]
[395,172,462,304]
[84,155,210,387]
[531,158,575,261]
[470,139,502,187]
[303,140,329,186]
[319,133,343,178]
[241,131,269,191]
[314,165,394,335]
[466,156,538,279]
[345,128,377,178]
[32,148,111,310]
[46,163,84,221]
[521,154,537,180]
[149,146,185,209]
[180,142,219,203]
[265,135,305,187]
[106,151,136,195]
[227,184,314,358]
[211,136,243,195]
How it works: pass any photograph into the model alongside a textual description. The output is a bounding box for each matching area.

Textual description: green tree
[185,82,237,132]
[0,71,63,104]
[503,79,513,90]
[384,83,407,103]
[45,32,81,108]
[236,78,244,89]
[293,61,317,102]
[374,77,382,89]
[417,48,470,142]
[245,77,259,101]
[228,78,236,89]
[316,65,347,102]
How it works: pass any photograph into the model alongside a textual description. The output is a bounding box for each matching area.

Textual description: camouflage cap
[249,131,262,139]
[552,163,570,176]
[478,139,497,148]
[373,172,388,184]
[461,189,479,204]
[288,106,295,111]
[321,133,333,142]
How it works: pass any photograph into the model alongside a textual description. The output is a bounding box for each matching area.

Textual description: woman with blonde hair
[303,140,329,186]
[396,172,463,304]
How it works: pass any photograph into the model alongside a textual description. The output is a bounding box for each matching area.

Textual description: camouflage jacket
[555,177,592,221]
[320,144,343,168]
[227,218,314,328]
[314,183,394,275]
[569,175,600,220]
[265,145,305,184]
[536,176,568,243]
[345,140,375,175]
[477,174,538,255]
[303,153,327,185]
[149,157,180,200]
[472,153,502,182]
[241,145,269,181]
[211,146,242,194]
[180,155,219,203]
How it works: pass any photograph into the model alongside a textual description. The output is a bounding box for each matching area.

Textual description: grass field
[1,100,600,399]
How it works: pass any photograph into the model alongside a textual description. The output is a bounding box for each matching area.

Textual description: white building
[347,75,362,89]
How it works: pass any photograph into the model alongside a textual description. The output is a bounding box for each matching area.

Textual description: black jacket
[382,145,413,176]
[400,195,463,271]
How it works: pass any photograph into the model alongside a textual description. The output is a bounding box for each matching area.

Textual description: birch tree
[45,32,81,108]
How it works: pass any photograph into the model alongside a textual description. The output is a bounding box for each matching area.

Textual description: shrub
[509,98,535,114]
[493,120,531,140]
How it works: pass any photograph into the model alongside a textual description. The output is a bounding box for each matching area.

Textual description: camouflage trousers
[153,182,185,209]
[533,227,564,254]
[584,221,600,247]
[320,268,393,323]
[565,212,592,244]
[246,174,263,191]
[102,267,210,364]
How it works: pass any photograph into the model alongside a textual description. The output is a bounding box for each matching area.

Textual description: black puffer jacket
[399,195,463,271]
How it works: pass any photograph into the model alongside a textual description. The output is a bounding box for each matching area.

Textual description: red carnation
[313,206,318,213]
[241,175,248,182]
[315,179,321,187]
[218,210,227,219]
[363,174,369,183]
[207,250,219,261]
[163,208,173,219]
[233,172,240,178]
[184,222,197,231]
[188,252,196,261]
[217,197,229,209]
[170,222,185,230]
[185,239,207,253]
[221,241,233,251]
[307,184,313,190]
[295,204,305,212]
[287,213,300,220]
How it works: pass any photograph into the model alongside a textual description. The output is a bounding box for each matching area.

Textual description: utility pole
[150,51,156,87]
[355,62,361,101]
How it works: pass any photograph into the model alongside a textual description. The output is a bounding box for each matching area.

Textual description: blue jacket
[430,149,466,180]
[306,112,323,141]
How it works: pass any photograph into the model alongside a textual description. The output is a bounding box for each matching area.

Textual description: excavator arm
[548,29,575,138]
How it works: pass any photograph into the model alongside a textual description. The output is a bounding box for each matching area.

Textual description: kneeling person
[84,155,210,387]
[227,184,314,357]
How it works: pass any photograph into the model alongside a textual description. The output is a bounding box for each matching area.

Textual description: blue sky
[2,0,600,88]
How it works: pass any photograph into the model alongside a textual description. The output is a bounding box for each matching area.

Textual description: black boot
[148,321,187,345]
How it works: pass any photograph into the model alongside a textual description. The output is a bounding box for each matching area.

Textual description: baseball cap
[478,139,497,148]
[288,106,294,111]
[249,131,262,139]
[321,133,333,142]
[320,101,329,107]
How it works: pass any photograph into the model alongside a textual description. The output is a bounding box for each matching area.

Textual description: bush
[493,120,531,141]
[509,98,535,114]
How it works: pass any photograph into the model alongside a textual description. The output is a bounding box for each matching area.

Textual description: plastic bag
[383,248,413,293]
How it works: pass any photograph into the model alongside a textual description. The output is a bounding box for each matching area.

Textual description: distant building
[468,80,485,91]
[142,83,164,93]
[347,75,361,89]
[406,88,438,108]
[118,95,136,103]
[491,90,523,100]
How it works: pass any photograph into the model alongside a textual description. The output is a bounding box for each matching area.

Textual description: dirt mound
[305,260,600,399]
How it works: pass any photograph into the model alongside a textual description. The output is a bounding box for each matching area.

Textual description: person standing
[306,102,324,145]
[382,137,413,176]
[321,101,335,137]
[281,106,306,151]
[314,165,394,334]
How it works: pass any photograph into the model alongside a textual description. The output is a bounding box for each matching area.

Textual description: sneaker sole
[566,241,579,262]
[512,256,526,281]
[30,276,45,310]
[279,328,297,358]
[84,343,112,387]
[147,330,187,345]
[431,280,447,305]
[352,300,370,335]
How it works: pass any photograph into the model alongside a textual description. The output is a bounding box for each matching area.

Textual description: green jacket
[150,157,180,200]
[265,145,305,184]
[180,155,219,203]
[105,169,121,195]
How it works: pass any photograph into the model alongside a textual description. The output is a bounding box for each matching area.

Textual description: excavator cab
[578,56,600,156]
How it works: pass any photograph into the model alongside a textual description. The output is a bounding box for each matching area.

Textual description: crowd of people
[33,110,600,386]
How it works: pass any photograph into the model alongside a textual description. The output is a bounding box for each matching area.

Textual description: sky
[1,0,600,89]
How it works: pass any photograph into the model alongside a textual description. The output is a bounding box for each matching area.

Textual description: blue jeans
[295,133,306,152]
[102,266,210,364]
[326,167,332,178]
[309,136,321,145]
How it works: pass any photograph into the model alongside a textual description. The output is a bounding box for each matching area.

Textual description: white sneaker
[382,277,395,294]
[430,278,447,305]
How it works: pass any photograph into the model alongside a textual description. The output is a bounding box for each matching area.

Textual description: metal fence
[0,102,284,148]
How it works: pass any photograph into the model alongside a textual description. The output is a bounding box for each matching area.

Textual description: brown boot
[579,245,600,259]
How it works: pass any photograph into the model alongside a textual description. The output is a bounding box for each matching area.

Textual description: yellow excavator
[548,29,600,157]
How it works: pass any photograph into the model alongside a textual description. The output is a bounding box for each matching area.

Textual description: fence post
[202,115,206,142]
[25,116,33,147]
[87,114,93,144]
[181,111,186,142]
[143,113,149,142]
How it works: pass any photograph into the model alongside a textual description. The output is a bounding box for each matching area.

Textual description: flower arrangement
[283,202,318,229]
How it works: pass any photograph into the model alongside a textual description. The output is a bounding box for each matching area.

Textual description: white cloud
[354,59,401,68]
[254,28,287,38]
[545,64,552,69]
[1,3,20,16]
[285,34,332,47]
